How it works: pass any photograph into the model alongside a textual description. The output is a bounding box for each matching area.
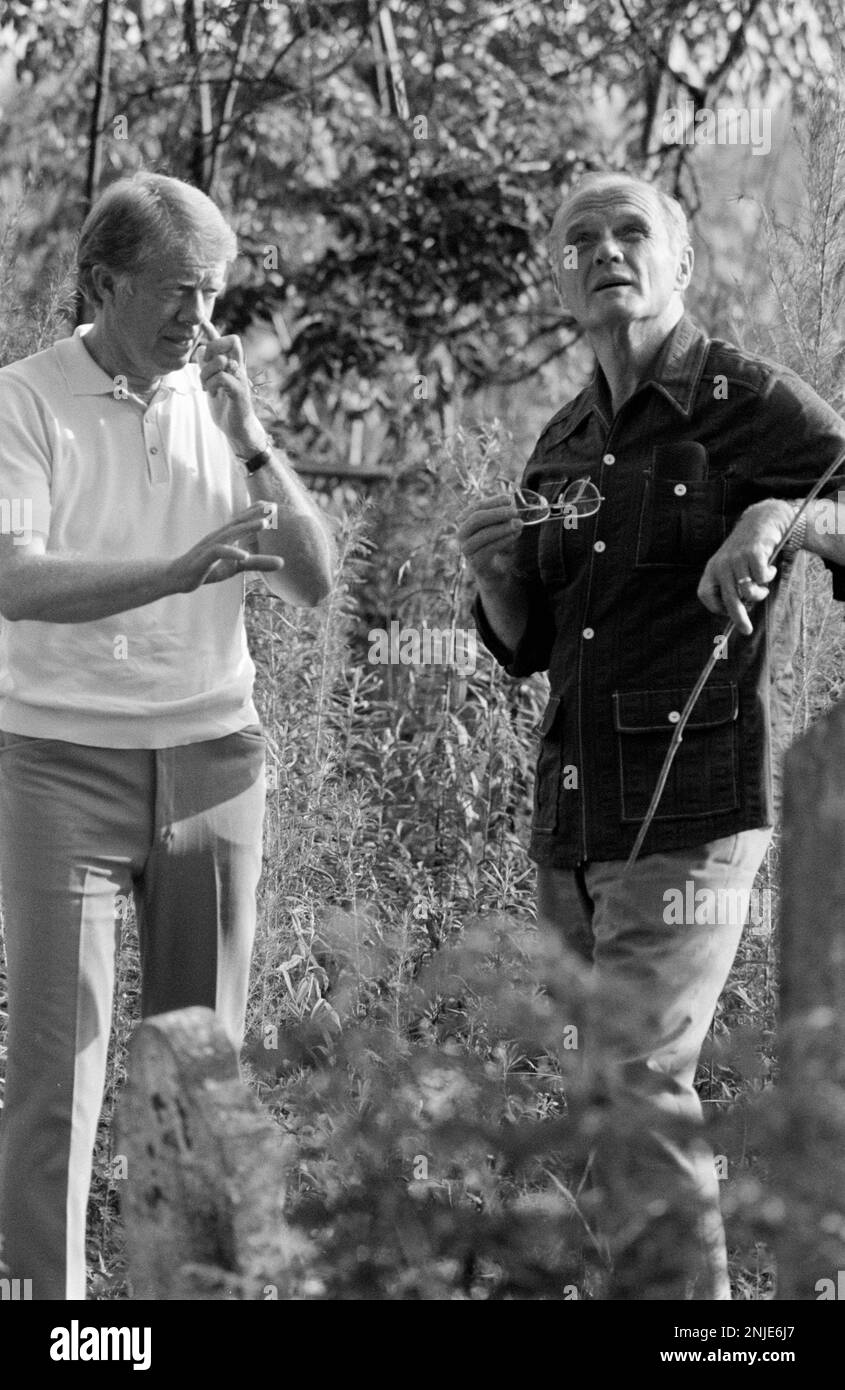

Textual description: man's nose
[176,290,206,323]
[593,238,624,265]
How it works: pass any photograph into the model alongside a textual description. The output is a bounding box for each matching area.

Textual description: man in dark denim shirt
[459,171,845,1300]
[479,313,845,867]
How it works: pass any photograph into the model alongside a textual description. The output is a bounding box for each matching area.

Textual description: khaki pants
[0,728,266,1300]
[537,829,772,1300]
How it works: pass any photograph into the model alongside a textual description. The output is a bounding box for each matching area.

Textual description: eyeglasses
[513,478,604,526]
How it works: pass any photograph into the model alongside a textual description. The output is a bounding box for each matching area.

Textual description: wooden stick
[624,450,845,871]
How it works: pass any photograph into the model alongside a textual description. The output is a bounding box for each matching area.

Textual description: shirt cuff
[473,593,514,664]
[472,593,551,678]
[824,558,845,601]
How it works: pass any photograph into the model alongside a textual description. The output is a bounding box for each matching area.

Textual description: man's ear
[550,255,571,311]
[549,255,561,298]
[676,243,694,292]
[88,263,119,304]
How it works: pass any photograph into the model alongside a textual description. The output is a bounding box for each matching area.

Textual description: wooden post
[115,1007,296,1300]
[774,700,845,1299]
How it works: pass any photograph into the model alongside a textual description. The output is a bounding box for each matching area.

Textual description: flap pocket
[537,694,562,737]
[612,684,740,823]
[612,684,738,735]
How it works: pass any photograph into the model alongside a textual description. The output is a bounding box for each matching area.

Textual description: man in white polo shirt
[0,172,334,1299]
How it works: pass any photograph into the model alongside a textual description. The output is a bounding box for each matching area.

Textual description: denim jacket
[475,316,845,867]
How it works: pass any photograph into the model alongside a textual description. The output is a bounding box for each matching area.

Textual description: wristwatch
[241,444,273,475]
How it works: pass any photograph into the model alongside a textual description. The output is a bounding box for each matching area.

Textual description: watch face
[245,449,272,474]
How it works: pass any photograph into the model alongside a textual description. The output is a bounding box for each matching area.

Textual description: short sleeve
[0,373,53,540]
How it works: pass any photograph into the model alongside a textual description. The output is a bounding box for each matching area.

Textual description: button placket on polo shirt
[143,398,170,486]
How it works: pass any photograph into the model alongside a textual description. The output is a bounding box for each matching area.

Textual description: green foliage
[0,199,75,367]
[249,916,600,1301]
[245,424,546,1051]
[3,0,843,454]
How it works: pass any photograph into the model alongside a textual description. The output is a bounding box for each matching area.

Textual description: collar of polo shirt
[59,325,195,398]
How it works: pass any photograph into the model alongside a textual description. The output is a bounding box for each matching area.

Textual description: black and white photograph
[0,0,842,1366]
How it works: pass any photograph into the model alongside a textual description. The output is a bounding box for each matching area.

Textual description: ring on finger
[737,576,754,588]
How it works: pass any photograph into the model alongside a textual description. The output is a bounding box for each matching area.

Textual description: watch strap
[784,504,809,555]
[243,446,273,475]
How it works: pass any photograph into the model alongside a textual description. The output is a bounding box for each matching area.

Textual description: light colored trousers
[0,728,266,1300]
[536,828,772,1301]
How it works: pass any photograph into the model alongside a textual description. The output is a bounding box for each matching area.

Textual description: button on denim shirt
[475,316,845,867]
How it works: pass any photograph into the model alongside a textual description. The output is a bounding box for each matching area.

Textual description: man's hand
[457,492,531,653]
[169,504,284,593]
[698,500,794,636]
[457,494,524,586]
[195,318,266,458]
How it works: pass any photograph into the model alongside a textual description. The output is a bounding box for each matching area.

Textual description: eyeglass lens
[514,480,602,523]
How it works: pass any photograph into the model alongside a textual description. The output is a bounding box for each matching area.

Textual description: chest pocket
[613,683,740,823]
[635,473,728,568]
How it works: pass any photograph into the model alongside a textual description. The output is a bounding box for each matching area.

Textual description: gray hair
[549,172,690,272]
[77,172,238,305]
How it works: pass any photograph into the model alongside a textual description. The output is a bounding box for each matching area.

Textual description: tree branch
[83,0,113,214]
[705,0,765,94]
[207,0,257,198]
[183,0,215,191]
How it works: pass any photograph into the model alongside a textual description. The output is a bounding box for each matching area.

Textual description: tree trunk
[183,0,214,191]
[83,0,113,213]
[207,2,255,199]
[774,699,845,1299]
[115,1006,297,1299]
[76,0,113,325]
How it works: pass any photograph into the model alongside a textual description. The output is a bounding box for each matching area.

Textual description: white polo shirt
[0,326,260,747]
